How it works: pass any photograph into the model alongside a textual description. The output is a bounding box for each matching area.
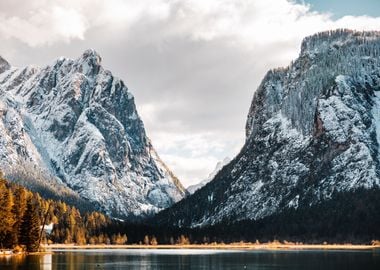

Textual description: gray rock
[0,56,10,74]
[155,29,380,227]
[0,49,186,219]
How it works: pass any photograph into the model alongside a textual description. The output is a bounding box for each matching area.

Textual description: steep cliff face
[155,30,380,227]
[0,50,186,218]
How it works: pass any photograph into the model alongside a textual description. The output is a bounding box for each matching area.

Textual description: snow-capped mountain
[155,30,380,227]
[187,157,231,194]
[0,49,186,218]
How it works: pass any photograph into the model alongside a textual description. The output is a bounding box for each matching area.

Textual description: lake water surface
[1,249,379,269]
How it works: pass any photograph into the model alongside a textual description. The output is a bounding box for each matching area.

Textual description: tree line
[0,172,127,252]
[1,170,379,252]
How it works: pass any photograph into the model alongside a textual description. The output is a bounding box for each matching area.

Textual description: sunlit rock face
[155,30,380,227]
[0,49,186,218]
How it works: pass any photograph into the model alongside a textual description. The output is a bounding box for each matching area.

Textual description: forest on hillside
[1,170,380,252]
[0,172,127,252]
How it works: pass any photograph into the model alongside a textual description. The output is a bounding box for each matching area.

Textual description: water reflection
[41,254,52,270]
[0,249,379,270]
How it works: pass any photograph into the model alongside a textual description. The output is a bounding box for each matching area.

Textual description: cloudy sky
[0,0,379,187]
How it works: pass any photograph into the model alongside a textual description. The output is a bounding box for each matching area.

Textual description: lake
[0,249,379,269]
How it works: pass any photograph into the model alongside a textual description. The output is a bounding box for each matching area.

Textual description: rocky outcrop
[0,56,10,74]
[155,30,380,227]
[0,49,186,218]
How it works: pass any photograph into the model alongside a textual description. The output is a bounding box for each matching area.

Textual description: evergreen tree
[0,183,15,249]
[11,187,27,245]
[19,198,40,252]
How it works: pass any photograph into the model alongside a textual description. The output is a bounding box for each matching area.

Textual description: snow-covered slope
[187,157,231,194]
[0,49,186,218]
[155,30,380,227]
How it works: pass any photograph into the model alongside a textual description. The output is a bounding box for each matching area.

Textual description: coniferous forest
[1,169,380,253]
[0,172,126,252]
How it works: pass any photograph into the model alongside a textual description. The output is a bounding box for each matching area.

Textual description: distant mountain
[155,30,380,227]
[187,157,231,194]
[0,49,186,218]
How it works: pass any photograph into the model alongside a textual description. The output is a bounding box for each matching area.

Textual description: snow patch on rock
[0,50,186,218]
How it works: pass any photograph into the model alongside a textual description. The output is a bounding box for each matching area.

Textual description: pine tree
[19,198,41,252]
[74,228,86,245]
[0,184,15,249]
[11,187,27,246]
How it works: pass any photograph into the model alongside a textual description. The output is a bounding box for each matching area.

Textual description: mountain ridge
[154,29,380,227]
[187,157,231,194]
[0,49,186,218]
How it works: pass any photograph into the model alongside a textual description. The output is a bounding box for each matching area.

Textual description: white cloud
[335,15,380,30]
[0,5,87,46]
[2,0,380,48]
[0,0,171,47]
[162,0,380,56]
[161,154,220,187]
[1,0,380,185]
[148,130,240,187]
[96,0,170,26]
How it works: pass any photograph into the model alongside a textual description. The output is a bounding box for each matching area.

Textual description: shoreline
[44,243,380,251]
[0,251,52,257]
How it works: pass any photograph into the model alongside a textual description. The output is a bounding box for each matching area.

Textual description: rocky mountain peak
[78,49,102,76]
[246,29,380,141]
[81,48,102,62]
[155,30,380,227]
[0,50,186,218]
[0,55,10,74]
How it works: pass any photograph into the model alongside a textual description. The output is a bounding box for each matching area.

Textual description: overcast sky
[0,0,379,187]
